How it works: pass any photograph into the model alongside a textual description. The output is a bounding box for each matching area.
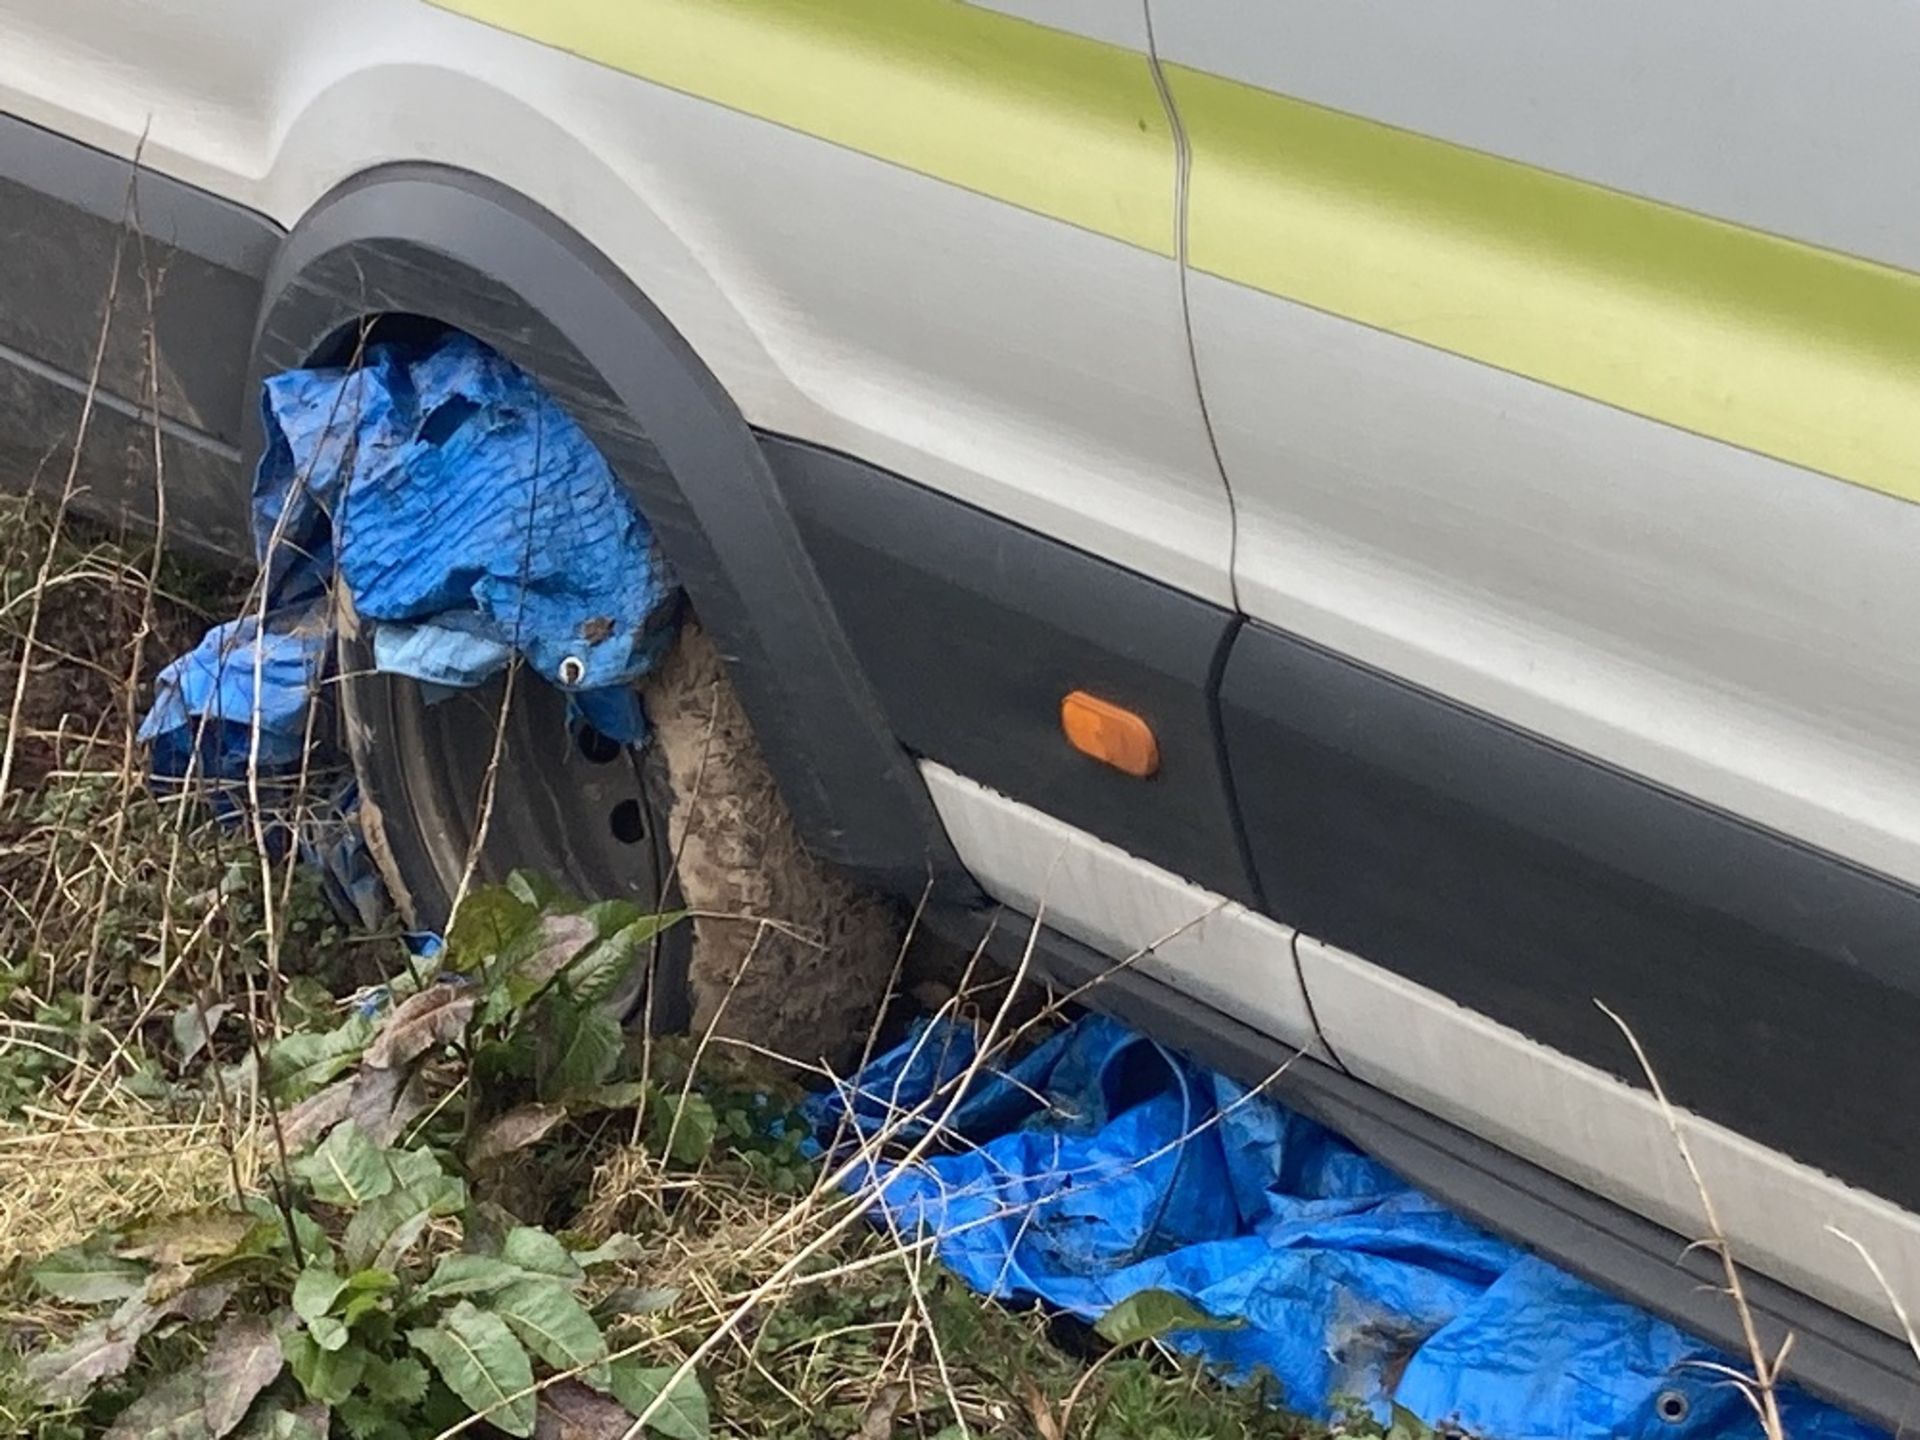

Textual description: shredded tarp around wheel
[138,333,682,927]
[140,331,680,788]
[808,1015,1885,1440]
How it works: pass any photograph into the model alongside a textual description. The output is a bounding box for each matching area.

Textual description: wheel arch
[251,162,970,899]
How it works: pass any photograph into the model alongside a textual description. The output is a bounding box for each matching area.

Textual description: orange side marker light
[1060,690,1160,778]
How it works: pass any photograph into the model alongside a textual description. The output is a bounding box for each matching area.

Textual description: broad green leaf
[469,1103,568,1166]
[576,1081,649,1112]
[580,898,644,936]
[477,981,517,1030]
[419,1253,528,1299]
[338,1269,398,1329]
[472,1032,539,1086]
[293,1122,394,1209]
[421,1170,468,1212]
[281,1329,368,1407]
[492,1279,610,1391]
[408,1301,537,1438]
[243,1196,330,1266]
[445,887,539,970]
[29,1244,148,1303]
[336,1146,457,1269]
[506,871,568,910]
[282,975,341,1030]
[264,1017,375,1102]
[202,1316,283,1439]
[419,1380,476,1435]
[361,984,475,1070]
[502,914,598,1007]
[1093,1289,1244,1347]
[339,1290,388,1329]
[308,1315,350,1352]
[101,1366,210,1440]
[538,1000,622,1099]
[373,1210,435,1275]
[562,912,683,1004]
[171,1001,230,1065]
[609,1360,710,1440]
[570,1234,645,1269]
[501,1227,583,1282]
[651,1094,716,1167]
[386,1147,465,1224]
[341,1193,427,1272]
[291,1267,348,1324]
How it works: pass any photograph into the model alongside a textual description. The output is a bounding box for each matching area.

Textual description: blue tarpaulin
[810,1015,1884,1439]
[140,332,678,787]
[139,612,330,784]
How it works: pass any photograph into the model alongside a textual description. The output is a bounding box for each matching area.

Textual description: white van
[4,2,1917,1423]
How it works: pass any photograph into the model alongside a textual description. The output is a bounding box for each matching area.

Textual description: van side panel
[0,113,274,558]
[0,0,1234,605]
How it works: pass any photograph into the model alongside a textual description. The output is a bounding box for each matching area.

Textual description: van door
[1152,0,1920,1334]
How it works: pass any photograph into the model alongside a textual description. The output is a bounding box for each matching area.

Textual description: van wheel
[340,614,903,1067]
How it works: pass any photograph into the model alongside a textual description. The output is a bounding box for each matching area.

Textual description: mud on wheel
[341,614,902,1069]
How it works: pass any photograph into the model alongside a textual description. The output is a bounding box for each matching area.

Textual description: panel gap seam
[1140,0,1241,614]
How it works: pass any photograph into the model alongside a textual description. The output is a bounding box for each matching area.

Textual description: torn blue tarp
[138,612,330,784]
[258,334,678,717]
[810,1016,1884,1440]
[141,331,679,789]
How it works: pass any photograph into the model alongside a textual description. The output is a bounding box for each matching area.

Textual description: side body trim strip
[939,897,1920,1434]
[1219,620,1920,1216]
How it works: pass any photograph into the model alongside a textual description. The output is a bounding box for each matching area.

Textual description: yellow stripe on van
[1168,66,1920,505]
[426,0,1176,256]
[428,1,1920,504]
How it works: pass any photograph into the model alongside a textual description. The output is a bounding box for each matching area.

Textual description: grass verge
[0,497,1344,1440]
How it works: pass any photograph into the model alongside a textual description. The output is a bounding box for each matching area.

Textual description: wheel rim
[340,641,692,1030]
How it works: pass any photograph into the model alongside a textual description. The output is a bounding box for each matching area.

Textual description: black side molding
[937,902,1920,1434]
[1221,621,1920,1215]
[0,110,281,558]
[252,164,970,901]
[763,435,1259,907]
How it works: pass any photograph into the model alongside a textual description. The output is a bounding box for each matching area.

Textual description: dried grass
[0,1091,259,1260]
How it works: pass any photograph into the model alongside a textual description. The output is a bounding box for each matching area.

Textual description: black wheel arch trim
[250,162,973,899]
[759,432,1262,909]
